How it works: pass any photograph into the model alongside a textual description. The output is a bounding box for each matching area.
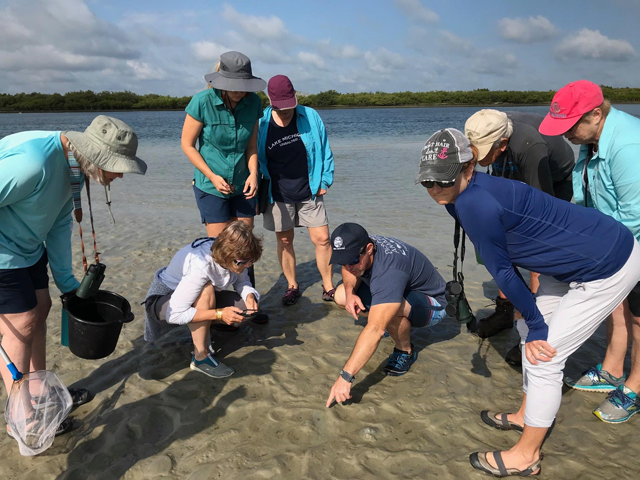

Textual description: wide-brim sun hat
[204,51,267,92]
[539,80,604,136]
[64,115,147,175]
[415,128,473,184]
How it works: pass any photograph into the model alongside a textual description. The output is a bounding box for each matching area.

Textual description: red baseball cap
[267,75,297,110]
[539,80,604,136]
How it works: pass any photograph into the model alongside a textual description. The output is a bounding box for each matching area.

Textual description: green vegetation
[1,86,639,112]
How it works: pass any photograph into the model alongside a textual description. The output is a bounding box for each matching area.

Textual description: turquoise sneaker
[564,363,626,393]
[594,385,640,423]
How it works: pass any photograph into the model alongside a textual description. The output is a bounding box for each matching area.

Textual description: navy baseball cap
[330,223,370,265]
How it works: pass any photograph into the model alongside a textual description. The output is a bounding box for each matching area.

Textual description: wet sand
[1,135,639,480]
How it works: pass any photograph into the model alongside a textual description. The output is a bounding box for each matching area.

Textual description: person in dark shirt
[464,110,576,361]
[417,127,640,477]
[257,75,335,306]
[325,223,447,403]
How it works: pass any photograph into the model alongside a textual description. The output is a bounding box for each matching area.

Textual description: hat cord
[78,178,101,274]
[104,185,116,225]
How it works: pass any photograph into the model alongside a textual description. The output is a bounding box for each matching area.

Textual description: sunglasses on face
[421,180,456,189]
[233,259,252,267]
[346,246,367,265]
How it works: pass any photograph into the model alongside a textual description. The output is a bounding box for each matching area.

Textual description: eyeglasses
[233,259,252,267]
[421,180,456,189]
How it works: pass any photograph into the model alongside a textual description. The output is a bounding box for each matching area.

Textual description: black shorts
[628,282,640,317]
[0,251,49,314]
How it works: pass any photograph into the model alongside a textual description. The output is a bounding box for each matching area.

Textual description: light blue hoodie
[257,105,334,204]
[573,107,640,242]
[0,131,80,294]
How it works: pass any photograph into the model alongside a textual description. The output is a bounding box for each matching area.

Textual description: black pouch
[258,177,271,214]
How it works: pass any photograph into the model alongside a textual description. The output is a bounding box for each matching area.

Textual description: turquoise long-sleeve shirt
[0,131,80,294]
[257,105,334,204]
[573,107,640,242]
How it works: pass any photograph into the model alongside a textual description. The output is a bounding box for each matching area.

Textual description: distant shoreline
[3,101,640,114]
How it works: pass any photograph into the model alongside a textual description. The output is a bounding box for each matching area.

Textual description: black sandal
[481,410,524,432]
[470,451,542,477]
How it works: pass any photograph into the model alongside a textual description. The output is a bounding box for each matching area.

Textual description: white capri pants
[516,240,640,428]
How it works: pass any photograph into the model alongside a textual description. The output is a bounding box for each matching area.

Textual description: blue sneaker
[383,344,417,376]
[593,385,640,423]
[190,353,234,378]
[564,363,625,393]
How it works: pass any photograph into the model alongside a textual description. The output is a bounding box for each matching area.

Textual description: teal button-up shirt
[573,107,640,242]
[186,88,263,198]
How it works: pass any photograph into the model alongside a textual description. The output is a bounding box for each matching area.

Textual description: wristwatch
[340,369,355,383]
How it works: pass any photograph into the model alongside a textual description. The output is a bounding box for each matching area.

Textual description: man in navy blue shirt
[418,128,640,477]
[325,223,446,406]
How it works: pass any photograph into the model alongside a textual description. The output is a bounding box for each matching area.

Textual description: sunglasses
[346,246,367,265]
[421,180,456,189]
[233,259,252,267]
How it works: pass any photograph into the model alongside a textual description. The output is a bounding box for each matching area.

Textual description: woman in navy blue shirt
[417,128,640,477]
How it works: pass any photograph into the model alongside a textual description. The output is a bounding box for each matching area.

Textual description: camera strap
[78,178,101,274]
[453,218,466,284]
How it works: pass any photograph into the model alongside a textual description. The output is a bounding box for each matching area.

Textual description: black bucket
[63,290,134,360]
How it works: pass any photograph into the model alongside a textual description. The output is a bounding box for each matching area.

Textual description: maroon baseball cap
[268,75,297,110]
[539,80,604,136]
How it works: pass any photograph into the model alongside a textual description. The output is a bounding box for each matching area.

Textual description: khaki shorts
[263,196,329,232]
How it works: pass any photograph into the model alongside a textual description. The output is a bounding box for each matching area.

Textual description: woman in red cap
[540,80,640,424]
[257,75,335,306]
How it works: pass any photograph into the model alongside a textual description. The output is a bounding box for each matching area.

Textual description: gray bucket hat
[204,51,267,92]
[64,116,147,175]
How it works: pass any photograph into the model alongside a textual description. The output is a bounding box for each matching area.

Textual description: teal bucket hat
[64,116,147,175]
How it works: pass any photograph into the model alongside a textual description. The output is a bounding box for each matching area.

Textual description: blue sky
[1,0,639,95]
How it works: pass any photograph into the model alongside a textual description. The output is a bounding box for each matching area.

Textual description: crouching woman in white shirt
[144,221,263,378]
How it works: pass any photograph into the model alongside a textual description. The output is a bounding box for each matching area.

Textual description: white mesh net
[4,371,72,456]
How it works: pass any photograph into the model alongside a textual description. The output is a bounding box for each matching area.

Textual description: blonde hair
[211,221,263,269]
[206,61,221,90]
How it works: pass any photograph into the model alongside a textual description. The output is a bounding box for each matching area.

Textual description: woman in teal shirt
[181,51,266,238]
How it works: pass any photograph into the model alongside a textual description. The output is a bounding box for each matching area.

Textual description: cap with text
[415,128,473,184]
[539,80,604,136]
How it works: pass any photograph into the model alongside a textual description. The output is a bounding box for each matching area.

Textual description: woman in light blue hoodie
[0,116,146,435]
[540,80,640,424]
[257,75,335,306]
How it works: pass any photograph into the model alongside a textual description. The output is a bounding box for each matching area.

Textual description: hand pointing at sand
[326,377,353,407]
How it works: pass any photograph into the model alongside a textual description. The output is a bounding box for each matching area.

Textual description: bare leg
[205,221,230,238]
[483,424,544,473]
[0,306,42,395]
[624,306,640,394]
[601,302,628,378]
[188,283,215,361]
[386,316,412,352]
[29,289,51,373]
[276,229,297,289]
[308,225,334,291]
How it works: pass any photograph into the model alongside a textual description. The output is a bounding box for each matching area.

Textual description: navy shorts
[193,185,256,224]
[0,251,49,314]
[355,281,445,328]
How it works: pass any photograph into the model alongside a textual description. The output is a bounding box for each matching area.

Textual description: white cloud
[555,28,636,61]
[395,0,439,23]
[364,48,405,73]
[498,16,559,43]
[298,52,326,69]
[221,4,287,40]
[191,41,230,62]
[440,31,475,56]
[317,39,362,59]
[126,60,166,80]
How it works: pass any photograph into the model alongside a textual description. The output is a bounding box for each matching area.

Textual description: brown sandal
[470,451,542,477]
[481,410,524,432]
